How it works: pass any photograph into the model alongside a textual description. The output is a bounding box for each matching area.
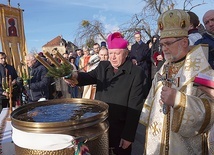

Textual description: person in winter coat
[195,10,214,69]
[129,32,152,89]
[25,53,50,102]
[0,52,19,111]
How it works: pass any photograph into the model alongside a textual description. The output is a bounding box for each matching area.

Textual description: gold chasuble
[140,45,214,155]
[0,4,28,72]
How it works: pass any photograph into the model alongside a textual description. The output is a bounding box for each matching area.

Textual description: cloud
[105,24,120,34]
[92,13,120,35]
[93,14,106,23]
[18,0,144,51]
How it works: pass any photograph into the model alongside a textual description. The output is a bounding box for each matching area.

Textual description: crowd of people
[0,8,214,155]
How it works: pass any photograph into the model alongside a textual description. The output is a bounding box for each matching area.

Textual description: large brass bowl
[11,98,109,155]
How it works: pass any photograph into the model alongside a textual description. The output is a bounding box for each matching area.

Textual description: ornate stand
[6,75,13,121]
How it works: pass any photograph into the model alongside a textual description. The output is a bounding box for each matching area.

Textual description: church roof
[42,35,64,47]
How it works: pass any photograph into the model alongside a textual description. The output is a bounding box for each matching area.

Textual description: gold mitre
[158,9,190,39]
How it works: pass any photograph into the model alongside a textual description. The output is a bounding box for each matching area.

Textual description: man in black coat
[25,53,50,102]
[129,32,152,89]
[65,32,148,155]
[0,52,19,111]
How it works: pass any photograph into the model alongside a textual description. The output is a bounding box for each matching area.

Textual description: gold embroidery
[160,116,167,154]
[185,58,201,71]
[183,113,195,125]
[199,98,211,134]
[179,66,211,92]
[143,104,151,110]
[202,132,209,155]
[150,121,161,136]
[172,93,186,132]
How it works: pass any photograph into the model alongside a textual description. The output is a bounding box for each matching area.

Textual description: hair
[69,56,76,62]
[82,46,90,52]
[93,43,100,46]
[146,39,151,45]
[100,46,108,50]
[187,11,200,28]
[134,32,141,37]
[135,31,141,35]
[25,53,36,61]
[75,48,82,52]
[0,52,6,57]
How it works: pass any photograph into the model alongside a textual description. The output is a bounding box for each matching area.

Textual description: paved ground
[131,123,146,155]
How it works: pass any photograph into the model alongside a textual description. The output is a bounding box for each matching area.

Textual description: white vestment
[140,45,214,155]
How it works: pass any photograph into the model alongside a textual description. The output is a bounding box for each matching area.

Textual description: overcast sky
[6,0,214,52]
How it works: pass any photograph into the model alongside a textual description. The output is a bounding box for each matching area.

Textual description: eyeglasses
[159,38,184,50]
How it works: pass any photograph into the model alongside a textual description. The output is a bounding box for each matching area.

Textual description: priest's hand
[161,86,176,107]
[119,139,132,149]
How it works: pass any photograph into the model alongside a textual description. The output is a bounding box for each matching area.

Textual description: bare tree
[74,0,209,46]
[121,0,208,43]
[30,47,38,53]
[183,0,207,11]
[75,20,106,48]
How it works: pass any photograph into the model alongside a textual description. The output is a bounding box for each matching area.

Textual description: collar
[106,59,132,74]
[172,58,185,71]
[173,56,186,63]
[0,63,7,67]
